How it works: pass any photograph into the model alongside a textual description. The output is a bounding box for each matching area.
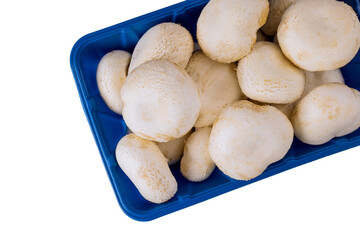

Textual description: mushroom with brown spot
[186,50,246,127]
[96,50,131,114]
[121,60,201,142]
[291,83,360,145]
[115,134,177,204]
[180,127,215,182]
[197,0,269,63]
[209,100,294,180]
[277,0,360,71]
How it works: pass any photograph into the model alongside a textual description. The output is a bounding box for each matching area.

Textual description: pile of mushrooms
[97,0,360,203]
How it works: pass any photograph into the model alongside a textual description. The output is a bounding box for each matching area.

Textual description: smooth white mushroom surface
[197,0,269,63]
[128,22,194,73]
[115,134,177,204]
[261,0,297,36]
[278,0,360,71]
[237,42,305,104]
[96,50,131,114]
[186,51,246,127]
[121,60,201,142]
[291,83,360,145]
[180,127,215,182]
[156,129,193,165]
[209,100,294,181]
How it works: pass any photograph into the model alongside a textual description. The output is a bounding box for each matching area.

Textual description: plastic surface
[70,0,360,221]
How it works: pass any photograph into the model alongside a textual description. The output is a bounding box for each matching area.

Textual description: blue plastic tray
[70,0,360,221]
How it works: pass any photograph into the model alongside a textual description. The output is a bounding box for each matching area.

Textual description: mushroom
[301,69,345,100]
[197,0,269,63]
[128,22,194,73]
[156,129,193,165]
[277,0,360,71]
[186,50,246,127]
[250,100,294,119]
[209,100,294,181]
[180,127,215,182]
[237,42,305,104]
[96,50,131,114]
[261,0,297,36]
[115,134,177,204]
[121,60,201,142]
[291,83,360,145]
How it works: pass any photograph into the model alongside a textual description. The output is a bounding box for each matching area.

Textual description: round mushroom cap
[180,127,215,182]
[121,60,201,142]
[261,0,297,36]
[156,129,193,165]
[197,0,269,63]
[186,51,246,127]
[291,83,360,145]
[277,0,360,71]
[128,22,194,73]
[237,42,305,104]
[209,100,294,181]
[115,134,177,204]
[96,50,131,114]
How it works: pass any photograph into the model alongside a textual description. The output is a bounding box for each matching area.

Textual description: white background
[0,0,359,239]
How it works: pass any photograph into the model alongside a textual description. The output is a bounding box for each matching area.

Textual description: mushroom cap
[291,83,360,145]
[237,42,305,104]
[180,127,215,182]
[278,0,360,71]
[261,0,297,36]
[209,100,294,181]
[121,60,201,142]
[96,50,131,114]
[115,134,177,204]
[186,51,246,127]
[128,22,194,73]
[197,0,269,63]
[156,129,193,165]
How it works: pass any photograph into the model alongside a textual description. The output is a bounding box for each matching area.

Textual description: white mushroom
[197,0,269,63]
[186,51,246,127]
[115,134,177,204]
[237,42,305,104]
[209,100,294,181]
[156,129,193,165]
[277,0,360,71]
[301,69,345,99]
[291,83,360,145]
[180,127,215,182]
[261,0,297,36]
[128,22,194,73]
[96,50,131,114]
[121,60,201,142]
[250,100,294,119]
